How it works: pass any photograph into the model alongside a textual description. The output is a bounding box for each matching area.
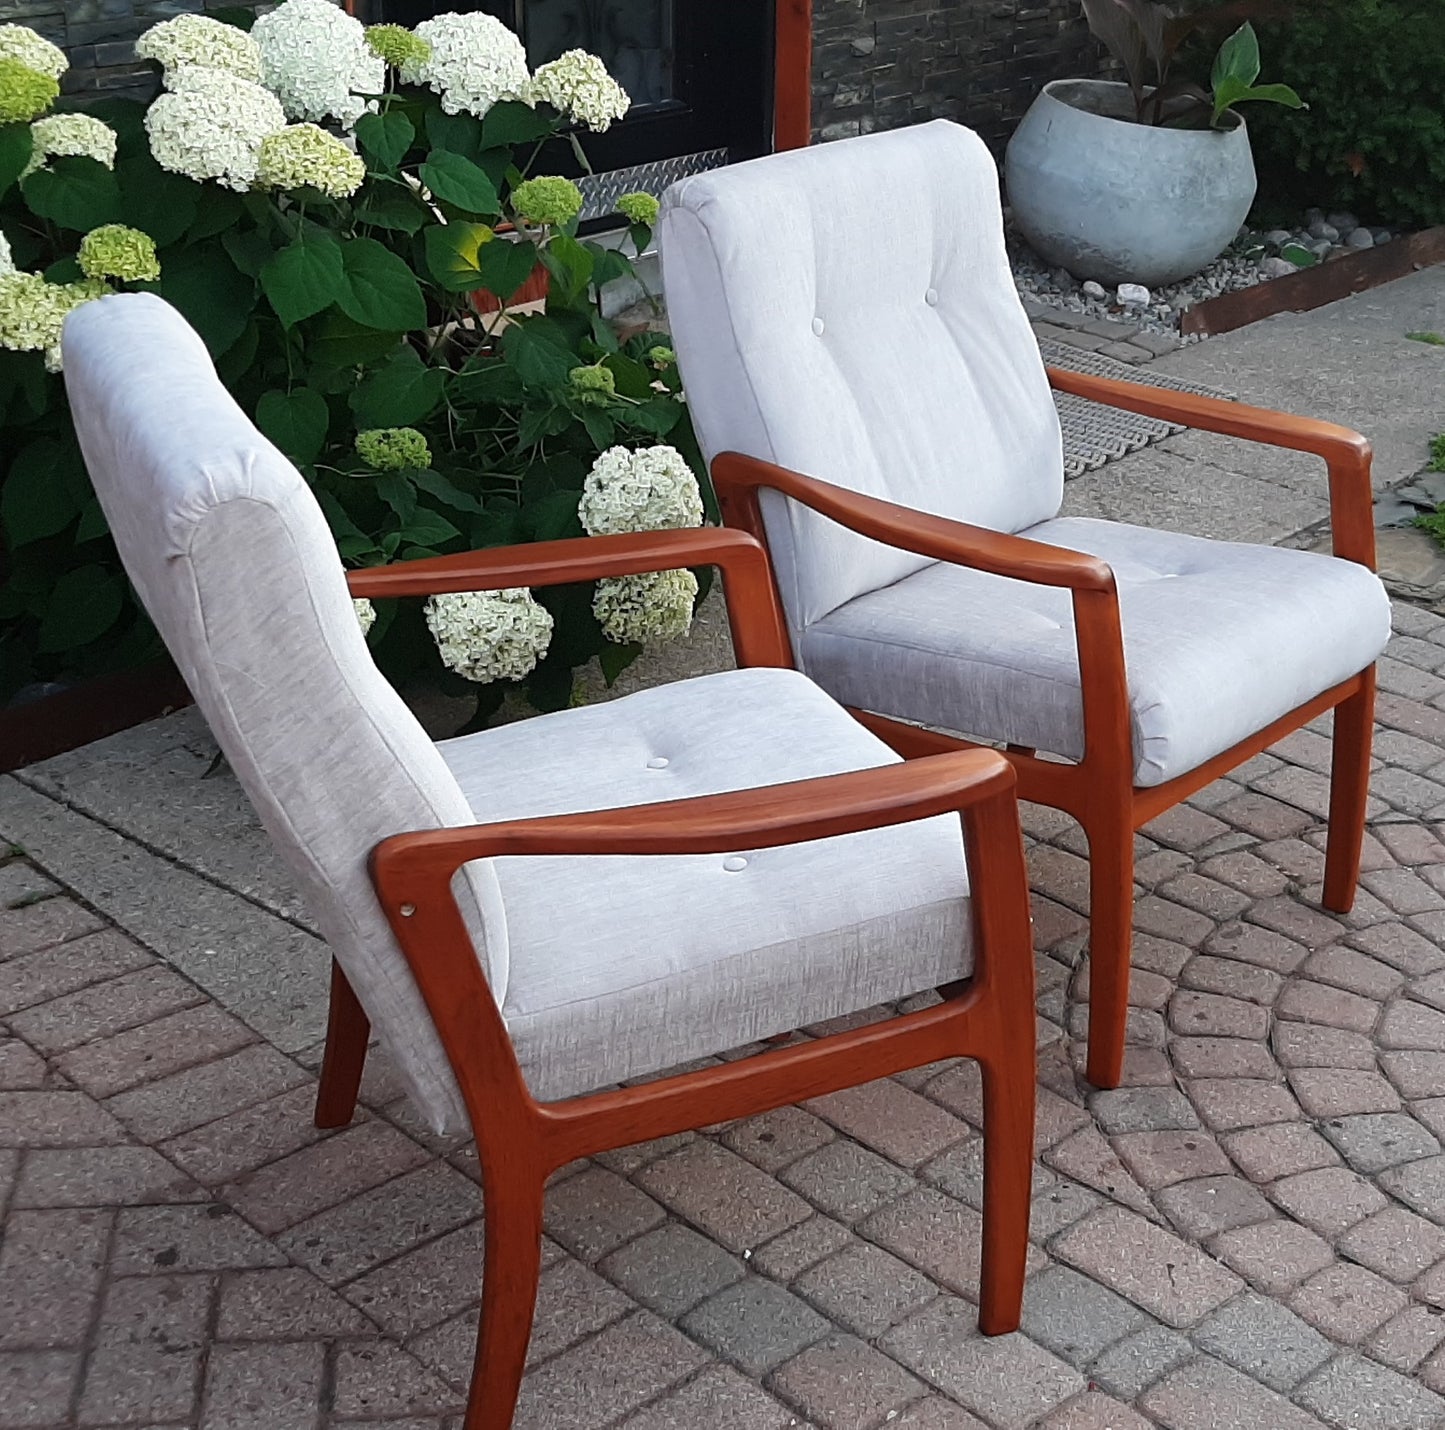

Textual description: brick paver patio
[6,597,1445,1427]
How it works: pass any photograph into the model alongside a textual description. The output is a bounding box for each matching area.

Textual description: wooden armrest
[346,526,792,668]
[711,452,1116,593]
[1046,366,1376,567]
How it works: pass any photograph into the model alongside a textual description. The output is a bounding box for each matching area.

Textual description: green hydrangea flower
[0,58,58,123]
[510,175,583,228]
[257,124,366,199]
[355,427,431,472]
[616,190,659,227]
[0,272,106,370]
[365,23,430,69]
[567,363,615,405]
[646,344,675,369]
[78,225,161,283]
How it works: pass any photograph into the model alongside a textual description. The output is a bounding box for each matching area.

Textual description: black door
[367,0,774,179]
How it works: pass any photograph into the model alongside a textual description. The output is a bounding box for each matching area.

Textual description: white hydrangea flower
[405,12,530,119]
[145,67,286,190]
[0,231,13,276]
[579,444,703,536]
[23,113,117,177]
[0,272,107,364]
[594,569,698,645]
[425,588,553,683]
[353,597,376,636]
[529,49,629,132]
[135,14,262,82]
[0,23,67,80]
[258,123,366,197]
[252,0,383,130]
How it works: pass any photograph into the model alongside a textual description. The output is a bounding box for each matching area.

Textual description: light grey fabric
[802,517,1393,787]
[658,120,1064,636]
[438,667,971,1101]
[62,293,504,1134]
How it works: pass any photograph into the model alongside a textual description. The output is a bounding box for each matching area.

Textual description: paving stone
[1018,1265,1146,1367]
[1205,922,1308,974]
[886,1397,990,1429]
[0,1041,48,1091]
[6,963,205,1055]
[1320,1110,1441,1173]
[1188,1078,1302,1132]
[636,1141,810,1255]
[1368,1303,1445,1372]
[0,1349,79,1427]
[1086,1323,1194,1399]
[748,1215,855,1283]
[792,1241,935,1339]
[1378,1153,1445,1223]
[0,1208,109,1349]
[1337,1205,1445,1282]
[1290,1068,1401,1117]
[1382,1051,1445,1099]
[1140,1355,1329,1429]
[1296,1351,1445,1430]
[1142,805,1231,853]
[11,1144,199,1209]
[1089,1086,1199,1134]
[719,1106,835,1173]
[1170,990,1268,1039]
[1289,1263,1408,1342]
[1180,955,1282,1006]
[1407,969,1445,1013]
[779,1136,915,1225]
[1038,1391,1155,1429]
[804,1080,968,1169]
[56,1003,256,1099]
[1269,1165,1389,1235]
[1192,1291,1332,1392]
[1171,1037,1280,1080]
[680,1276,829,1375]
[1273,1023,1378,1070]
[1374,821,1445,864]
[1111,1131,1230,1189]
[615,1363,800,1429]
[215,1266,373,1340]
[0,897,105,959]
[1199,850,1291,899]
[1155,1175,1273,1239]
[1042,1127,1155,1215]
[1134,896,1215,946]
[767,1333,924,1428]
[198,1339,325,1430]
[1301,945,1408,1001]
[526,1256,635,1366]
[1350,922,1445,977]
[1276,981,1380,1033]
[1051,1206,1241,1328]
[1221,1122,1340,1183]
[1029,1177,1105,1241]
[342,1218,488,1336]
[1381,998,1445,1049]
[1210,1220,1336,1295]
[0,930,152,1016]
[157,1084,334,1186]
[0,1088,128,1148]
[598,1221,744,1318]
[882,1297,1085,1427]
[329,1341,461,1420]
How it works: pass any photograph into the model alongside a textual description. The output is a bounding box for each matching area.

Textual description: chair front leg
[314,959,370,1128]
[1323,666,1377,914]
[1081,799,1135,1091]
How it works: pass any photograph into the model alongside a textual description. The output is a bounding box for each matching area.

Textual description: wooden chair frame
[314,526,1037,1430]
[712,366,1380,1090]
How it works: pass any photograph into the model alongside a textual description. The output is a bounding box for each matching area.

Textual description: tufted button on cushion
[925,288,939,305]
[646,756,669,769]
[811,317,825,335]
[722,856,749,872]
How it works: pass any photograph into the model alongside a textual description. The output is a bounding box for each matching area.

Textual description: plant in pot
[1004,1,1305,287]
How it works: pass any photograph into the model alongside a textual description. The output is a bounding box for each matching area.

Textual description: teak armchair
[64,293,1039,1430]
[658,120,1393,1090]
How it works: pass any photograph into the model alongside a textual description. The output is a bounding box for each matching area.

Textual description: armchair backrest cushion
[62,293,502,1134]
[659,120,1064,632]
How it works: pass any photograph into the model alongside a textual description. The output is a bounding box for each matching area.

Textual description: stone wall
[812,0,1098,153]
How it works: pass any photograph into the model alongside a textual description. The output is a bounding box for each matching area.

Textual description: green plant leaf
[256,388,330,464]
[0,125,34,198]
[411,468,484,514]
[1212,21,1262,92]
[419,149,500,215]
[425,107,485,162]
[544,233,594,298]
[21,156,123,232]
[260,237,345,327]
[185,186,245,241]
[159,242,255,356]
[337,237,427,331]
[350,346,445,427]
[1,440,82,545]
[356,184,429,234]
[400,507,461,546]
[116,152,200,245]
[35,565,124,653]
[502,319,576,390]
[475,237,539,304]
[480,100,554,147]
[222,228,277,279]
[423,221,494,290]
[376,471,418,523]
[355,110,415,170]
[308,314,404,373]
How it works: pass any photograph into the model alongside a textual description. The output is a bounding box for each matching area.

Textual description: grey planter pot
[1004,78,1257,288]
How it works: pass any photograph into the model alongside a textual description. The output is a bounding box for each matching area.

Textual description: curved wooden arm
[711,452,1116,592]
[1046,366,1376,568]
[346,526,791,669]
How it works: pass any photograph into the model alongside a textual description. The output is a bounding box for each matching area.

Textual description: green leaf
[185,186,245,241]
[592,246,632,287]
[376,472,418,523]
[0,125,34,198]
[602,352,654,400]
[400,507,461,547]
[502,320,576,390]
[356,184,429,235]
[1212,22,1261,91]
[1,440,82,545]
[411,468,484,514]
[545,233,594,298]
[599,641,640,685]
[21,156,122,232]
[425,107,485,162]
[480,100,554,147]
[355,110,415,170]
[350,346,445,427]
[475,237,539,304]
[423,221,495,291]
[256,388,330,464]
[35,565,124,653]
[337,237,426,331]
[308,314,404,373]
[260,237,345,328]
[419,149,500,214]
[624,396,684,437]
[526,489,581,541]
[580,409,615,449]
[222,228,277,279]
[116,152,200,245]
[159,242,254,356]
[75,499,108,543]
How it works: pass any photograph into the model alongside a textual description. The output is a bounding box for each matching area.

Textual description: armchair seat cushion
[437,667,970,1102]
[800,517,1392,788]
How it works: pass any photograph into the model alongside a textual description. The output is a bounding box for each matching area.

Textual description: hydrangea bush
[0,6,707,726]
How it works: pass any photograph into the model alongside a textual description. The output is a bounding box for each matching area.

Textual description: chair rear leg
[463,1160,545,1430]
[1323,667,1376,915]
[1083,807,1135,1091]
[314,959,370,1128]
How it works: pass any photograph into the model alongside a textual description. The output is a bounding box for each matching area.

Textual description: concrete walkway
[2,270,1444,1430]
